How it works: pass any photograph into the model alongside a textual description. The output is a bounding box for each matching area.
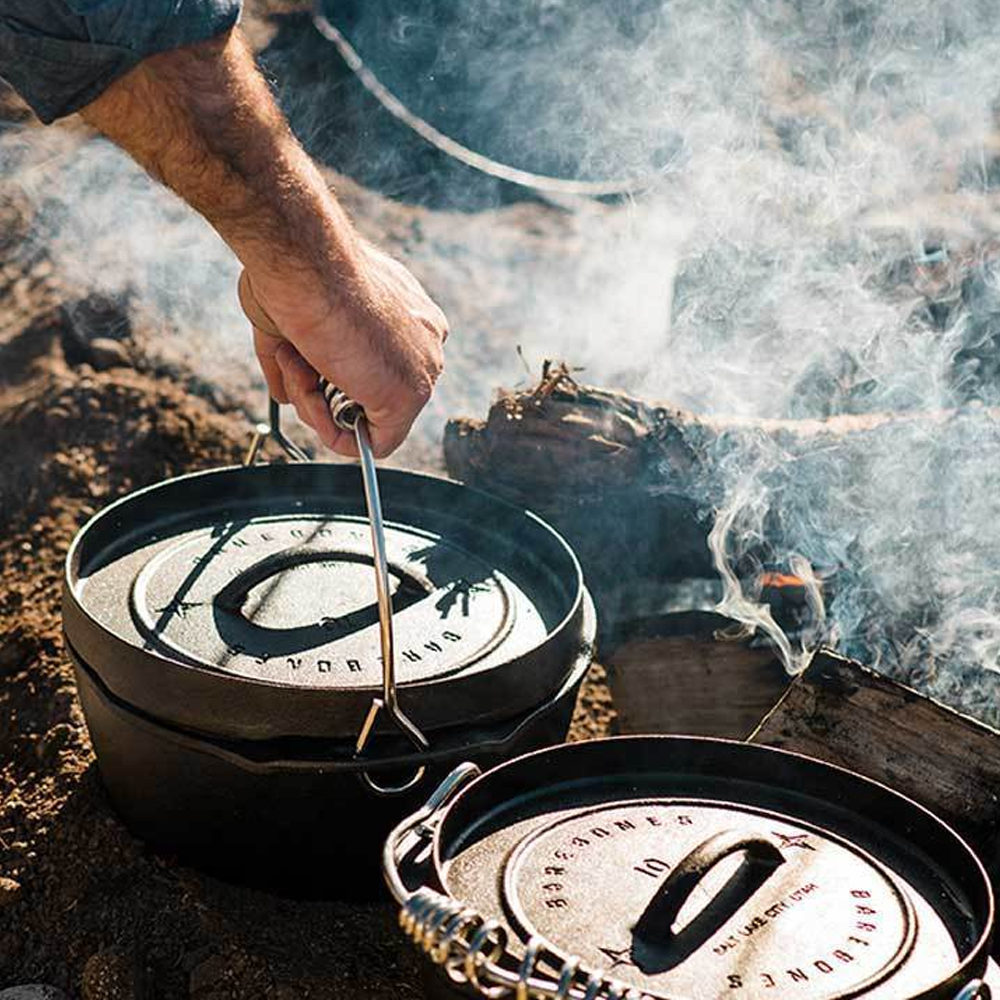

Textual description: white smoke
[476,0,1000,723]
[6,0,1000,721]
[0,125,247,381]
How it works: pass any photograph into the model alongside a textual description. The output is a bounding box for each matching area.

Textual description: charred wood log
[751,650,1000,886]
[444,364,1000,634]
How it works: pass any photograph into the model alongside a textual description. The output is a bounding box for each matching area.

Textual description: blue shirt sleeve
[0,0,242,124]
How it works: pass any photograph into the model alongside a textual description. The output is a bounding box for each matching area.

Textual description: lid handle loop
[632,830,785,948]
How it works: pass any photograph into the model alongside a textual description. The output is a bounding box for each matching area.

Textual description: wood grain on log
[606,611,790,739]
[751,650,1000,882]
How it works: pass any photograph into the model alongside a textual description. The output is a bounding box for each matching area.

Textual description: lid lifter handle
[237,269,429,793]
[632,831,784,948]
[321,379,431,796]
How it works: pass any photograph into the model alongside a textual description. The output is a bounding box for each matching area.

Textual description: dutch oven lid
[63,460,590,742]
[386,737,994,1000]
[500,799,925,999]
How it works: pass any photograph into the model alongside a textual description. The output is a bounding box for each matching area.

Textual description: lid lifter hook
[322,379,430,796]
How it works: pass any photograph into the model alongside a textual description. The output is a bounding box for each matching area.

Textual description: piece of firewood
[444,365,976,505]
[750,650,1000,881]
[605,611,790,739]
[444,366,1000,631]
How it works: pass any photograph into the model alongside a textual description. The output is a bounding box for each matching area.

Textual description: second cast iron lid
[429,738,992,1000]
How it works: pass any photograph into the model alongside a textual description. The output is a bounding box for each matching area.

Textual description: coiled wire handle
[383,765,646,1000]
[319,379,430,795]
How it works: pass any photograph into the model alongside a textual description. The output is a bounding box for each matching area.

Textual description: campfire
[446,368,1000,725]
[5,0,1000,996]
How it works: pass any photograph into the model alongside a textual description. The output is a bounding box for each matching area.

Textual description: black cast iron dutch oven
[62,402,596,892]
[383,736,997,999]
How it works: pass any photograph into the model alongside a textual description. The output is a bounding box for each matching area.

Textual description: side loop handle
[955,982,991,1000]
[238,272,309,466]
[244,397,309,466]
[382,762,482,904]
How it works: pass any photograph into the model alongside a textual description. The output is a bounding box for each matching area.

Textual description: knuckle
[429,345,445,378]
[411,378,434,406]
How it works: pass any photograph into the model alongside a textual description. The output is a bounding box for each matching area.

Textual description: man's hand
[248,241,447,458]
[79,27,447,457]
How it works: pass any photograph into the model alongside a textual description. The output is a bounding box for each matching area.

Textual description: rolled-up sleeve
[0,0,241,124]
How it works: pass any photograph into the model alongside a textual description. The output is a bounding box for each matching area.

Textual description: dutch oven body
[384,736,996,1000]
[63,462,596,893]
[68,637,589,893]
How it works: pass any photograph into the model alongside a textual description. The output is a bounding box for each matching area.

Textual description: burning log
[751,651,1000,885]
[444,364,1000,633]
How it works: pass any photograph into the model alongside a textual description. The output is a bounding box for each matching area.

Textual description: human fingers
[253,327,289,403]
[273,342,348,453]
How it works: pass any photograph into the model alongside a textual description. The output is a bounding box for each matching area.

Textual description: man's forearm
[76,23,448,460]
[80,29,361,292]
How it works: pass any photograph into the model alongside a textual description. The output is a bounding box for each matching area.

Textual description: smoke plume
[5,1,1000,722]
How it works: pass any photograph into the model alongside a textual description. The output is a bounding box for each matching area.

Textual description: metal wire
[243,398,310,466]
[311,6,649,201]
[316,379,430,795]
[399,888,644,1000]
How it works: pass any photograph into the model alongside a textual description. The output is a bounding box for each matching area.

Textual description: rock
[36,724,75,762]
[179,946,213,974]
[269,987,302,1000]
[0,627,32,676]
[0,987,71,1000]
[81,949,143,1000]
[87,338,133,371]
[189,954,230,996]
[0,876,22,908]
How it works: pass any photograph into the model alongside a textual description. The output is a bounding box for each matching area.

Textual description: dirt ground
[0,7,616,998]
[0,179,615,1000]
